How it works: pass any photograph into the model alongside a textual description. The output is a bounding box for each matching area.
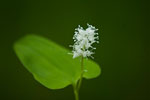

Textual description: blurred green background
[0,0,149,100]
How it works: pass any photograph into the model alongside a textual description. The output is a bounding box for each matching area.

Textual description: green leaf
[13,34,101,89]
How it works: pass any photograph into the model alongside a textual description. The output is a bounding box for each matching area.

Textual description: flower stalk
[73,56,84,100]
[77,56,84,91]
[74,85,79,100]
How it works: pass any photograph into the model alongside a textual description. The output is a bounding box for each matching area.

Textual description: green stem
[74,87,79,100]
[73,56,84,100]
[77,56,84,91]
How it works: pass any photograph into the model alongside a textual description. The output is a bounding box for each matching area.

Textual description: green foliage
[14,35,101,89]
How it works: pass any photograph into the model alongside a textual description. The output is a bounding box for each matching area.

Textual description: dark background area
[0,0,149,100]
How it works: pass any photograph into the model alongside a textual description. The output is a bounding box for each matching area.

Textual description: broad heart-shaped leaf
[14,35,101,89]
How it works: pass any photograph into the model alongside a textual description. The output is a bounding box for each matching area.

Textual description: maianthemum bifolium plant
[14,24,101,100]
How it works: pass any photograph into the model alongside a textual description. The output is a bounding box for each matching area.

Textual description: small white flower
[70,24,99,59]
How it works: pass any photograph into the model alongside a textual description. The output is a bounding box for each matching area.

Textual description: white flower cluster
[71,24,99,59]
